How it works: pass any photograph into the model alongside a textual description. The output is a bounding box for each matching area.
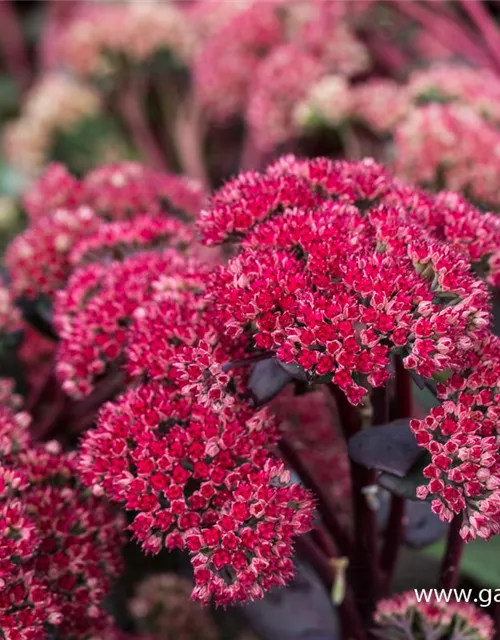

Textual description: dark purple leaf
[378,452,431,500]
[404,501,448,549]
[248,358,295,406]
[277,359,308,382]
[347,419,421,477]
[240,557,340,640]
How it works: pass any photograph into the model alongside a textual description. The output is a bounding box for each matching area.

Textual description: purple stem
[328,384,380,620]
[439,515,465,589]
[380,361,411,593]
[296,535,367,640]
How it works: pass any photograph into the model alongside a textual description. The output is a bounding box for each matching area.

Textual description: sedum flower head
[198,155,490,405]
[5,161,206,299]
[79,383,314,606]
[0,401,124,639]
[411,334,500,541]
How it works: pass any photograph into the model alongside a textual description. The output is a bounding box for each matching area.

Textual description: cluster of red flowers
[55,248,203,398]
[411,335,500,541]
[6,162,206,298]
[16,158,312,607]
[5,151,500,614]
[79,382,314,606]
[374,591,494,640]
[0,391,124,639]
[197,155,490,404]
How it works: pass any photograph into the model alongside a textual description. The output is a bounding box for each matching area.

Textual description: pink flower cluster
[79,383,313,606]
[194,0,369,148]
[198,155,490,404]
[55,248,202,398]
[395,102,500,206]
[374,591,494,640]
[54,1,196,80]
[411,335,500,541]
[0,396,124,639]
[71,241,314,605]
[6,162,206,298]
[351,63,500,206]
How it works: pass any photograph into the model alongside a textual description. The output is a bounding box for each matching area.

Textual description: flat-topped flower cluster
[3,153,500,614]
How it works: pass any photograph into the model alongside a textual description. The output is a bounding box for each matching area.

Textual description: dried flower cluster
[0,392,124,639]
[374,591,494,640]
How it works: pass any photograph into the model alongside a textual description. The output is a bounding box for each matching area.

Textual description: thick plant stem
[371,386,388,427]
[278,436,354,558]
[119,78,168,172]
[0,1,31,95]
[380,361,411,593]
[328,384,380,621]
[173,95,211,190]
[380,496,405,596]
[439,515,465,589]
[296,535,367,640]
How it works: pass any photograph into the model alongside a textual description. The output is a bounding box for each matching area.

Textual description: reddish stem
[67,369,125,434]
[278,436,354,558]
[394,0,492,67]
[439,515,465,589]
[119,78,168,172]
[25,365,54,414]
[296,535,367,640]
[380,361,412,593]
[328,384,380,621]
[363,31,410,74]
[173,95,211,190]
[380,496,406,596]
[459,0,500,71]
[312,524,338,559]
[39,0,79,69]
[0,1,31,94]
[240,133,266,171]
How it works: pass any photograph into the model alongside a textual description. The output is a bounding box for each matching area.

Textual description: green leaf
[424,536,500,587]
